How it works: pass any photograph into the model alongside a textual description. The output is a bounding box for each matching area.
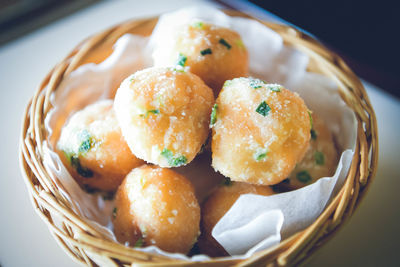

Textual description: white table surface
[0,0,399,266]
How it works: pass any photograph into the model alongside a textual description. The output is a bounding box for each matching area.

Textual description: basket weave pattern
[19,11,378,266]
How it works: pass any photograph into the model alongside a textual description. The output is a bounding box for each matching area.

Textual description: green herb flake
[308,110,313,129]
[112,207,117,219]
[70,155,94,178]
[267,84,282,92]
[140,109,160,118]
[172,67,185,73]
[296,170,312,183]
[314,151,325,165]
[210,104,218,127]
[148,109,160,115]
[78,130,93,153]
[219,38,231,49]
[200,48,212,56]
[221,177,232,186]
[161,148,187,167]
[256,101,271,116]
[172,156,187,167]
[254,148,268,161]
[310,129,317,140]
[176,53,187,67]
[161,148,173,159]
[192,21,204,29]
[249,78,265,89]
[134,237,144,248]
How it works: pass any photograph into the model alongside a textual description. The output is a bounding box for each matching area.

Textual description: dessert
[114,67,214,168]
[112,165,200,254]
[57,100,144,192]
[211,78,311,185]
[153,22,248,95]
[198,180,274,256]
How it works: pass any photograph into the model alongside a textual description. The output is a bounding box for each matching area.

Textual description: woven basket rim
[19,9,378,266]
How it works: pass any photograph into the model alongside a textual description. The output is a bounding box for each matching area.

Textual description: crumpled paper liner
[42,5,357,260]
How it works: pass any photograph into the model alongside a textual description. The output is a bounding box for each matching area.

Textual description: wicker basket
[19,10,378,266]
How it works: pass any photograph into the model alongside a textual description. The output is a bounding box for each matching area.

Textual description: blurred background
[1,0,398,96]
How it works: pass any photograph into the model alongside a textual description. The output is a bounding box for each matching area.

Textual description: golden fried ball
[114,67,214,168]
[112,165,200,254]
[153,22,248,95]
[57,100,144,193]
[281,113,339,190]
[198,180,274,257]
[211,78,311,185]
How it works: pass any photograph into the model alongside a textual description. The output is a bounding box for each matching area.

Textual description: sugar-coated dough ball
[198,180,274,256]
[114,67,214,167]
[153,22,248,95]
[112,165,200,254]
[57,100,144,193]
[283,113,339,190]
[211,78,311,185]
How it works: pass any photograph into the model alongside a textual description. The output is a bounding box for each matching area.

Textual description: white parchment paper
[42,5,357,260]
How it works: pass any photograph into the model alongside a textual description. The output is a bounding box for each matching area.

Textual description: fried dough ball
[114,67,214,168]
[112,165,200,254]
[211,78,311,185]
[198,180,274,256]
[57,100,144,193]
[153,22,248,95]
[276,113,339,191]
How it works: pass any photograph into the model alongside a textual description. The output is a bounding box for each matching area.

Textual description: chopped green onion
[200,48,212,56]
[256,101,271,116]
[254,148,268,161]
[70,155,93,178]
[249,78,265,89]
[140,109,160,118]
[210,104,218,127]
[161,148,187,167]
[219,38,231,49]
[148,109,159,115]
[314,151,325,165]
[192,21,204,29]
[176,53,187,67]
[267,84,282,92]
[308,111,313,129]
[310,129,317,140]
[172,67,185,73]
[296,170,312,183]
[172,156,187,167]
[78,130,93,153]
[134,237,144,247]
